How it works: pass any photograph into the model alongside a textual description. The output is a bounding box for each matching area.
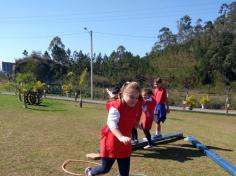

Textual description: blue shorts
[154,104,166,124]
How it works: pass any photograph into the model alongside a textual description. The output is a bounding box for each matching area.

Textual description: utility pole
[84,27,93,99]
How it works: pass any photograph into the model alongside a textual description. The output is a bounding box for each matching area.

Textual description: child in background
[85,82,141,176]
[140,88,156,149]
[153,77,170,137]
[105,86,120,111]
[131,95,143,145]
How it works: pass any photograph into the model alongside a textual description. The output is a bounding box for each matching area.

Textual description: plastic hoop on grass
[62,159,99,176]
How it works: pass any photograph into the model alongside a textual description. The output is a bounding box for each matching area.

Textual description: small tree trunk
[23,92,27,108]
[75,92,78,102]
[43,89,46,98]
[79,90,83,108]
[18,93,22,102]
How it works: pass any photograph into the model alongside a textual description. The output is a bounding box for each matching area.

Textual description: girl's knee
[101,165,111,173]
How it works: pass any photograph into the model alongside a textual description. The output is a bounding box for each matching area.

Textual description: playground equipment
[24,90,43,105]
[185,135,236,176]
[62,159,99,176]
[62,159,147,176]
[132,132,183,150]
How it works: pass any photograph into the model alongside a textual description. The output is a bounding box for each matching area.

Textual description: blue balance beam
[185,135,236,176]
[132,132,183,150]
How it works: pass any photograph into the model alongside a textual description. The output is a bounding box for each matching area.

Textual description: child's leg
[155,123,158,135]
[157,122,161,135]
[117,157,130,176]
[154,106,161,135]
[131,128,138,141]
[90,157,115,175]
[143,129,152,146]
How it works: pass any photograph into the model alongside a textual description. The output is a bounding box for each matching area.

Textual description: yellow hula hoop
[61,159,99,176]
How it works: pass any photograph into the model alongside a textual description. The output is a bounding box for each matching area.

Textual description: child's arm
[107,107,131,144]
[165,90,170,113]
[110,128,131,145]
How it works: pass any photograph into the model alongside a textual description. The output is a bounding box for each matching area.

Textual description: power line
[0,31,156,40]
[94,32,156,39]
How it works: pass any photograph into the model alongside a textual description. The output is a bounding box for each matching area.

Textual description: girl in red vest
[85,82,141,176]
[153,77,170,137]
[140,88,156,149]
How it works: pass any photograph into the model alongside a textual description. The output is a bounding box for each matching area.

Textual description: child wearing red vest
[105,86,120,112]
[85,82,141,176]
[153,77,169,137]
[140,88,156,149]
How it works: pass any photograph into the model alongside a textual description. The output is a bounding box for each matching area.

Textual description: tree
[48,36,69,65]
[194,19,203,34]
[116,45,126,60]
[15,72,36,108]
[43,51,51,60]
[157,27,176,48]
[48,36,65,50]
[177,15,193,43]
[79,69,88,107]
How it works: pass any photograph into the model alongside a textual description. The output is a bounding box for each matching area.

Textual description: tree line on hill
[11,2,236,95]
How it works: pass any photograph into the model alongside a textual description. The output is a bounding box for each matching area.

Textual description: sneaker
[131,139,139,145]
[85,167,92,176]
[142,137,147,142]
[143,145,152,149]
[155,134,162,138]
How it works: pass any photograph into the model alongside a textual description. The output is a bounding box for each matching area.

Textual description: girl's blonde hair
[119,81,141,99]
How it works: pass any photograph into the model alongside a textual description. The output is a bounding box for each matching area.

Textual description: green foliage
[62,83,72,93]
[199,96,209,105]
[186,95,197,109]
[33,81,46,92]
[79,69,88,90]
[15,73,36,93]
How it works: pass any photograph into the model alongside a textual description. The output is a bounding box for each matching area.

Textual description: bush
[199,96,210,108]
[207,100,224,109]
[186,95,197,109]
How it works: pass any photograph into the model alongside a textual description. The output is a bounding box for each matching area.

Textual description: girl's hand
[118,136,131,145]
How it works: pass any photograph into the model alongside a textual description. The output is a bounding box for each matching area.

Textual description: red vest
[100,99,140,158]
[140,97,156,130]
[153,87,167,104]
[106,99,114,112]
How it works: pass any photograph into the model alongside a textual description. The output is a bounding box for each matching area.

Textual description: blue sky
[0,0,235,62]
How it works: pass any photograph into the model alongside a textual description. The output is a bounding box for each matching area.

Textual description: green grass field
[0,95,235,176]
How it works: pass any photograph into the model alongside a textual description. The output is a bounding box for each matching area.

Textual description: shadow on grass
[169,117,184,121]
[26,106,66,112]
[37,104,49,107]
[132,140,234,163]
[132,143,204,162]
